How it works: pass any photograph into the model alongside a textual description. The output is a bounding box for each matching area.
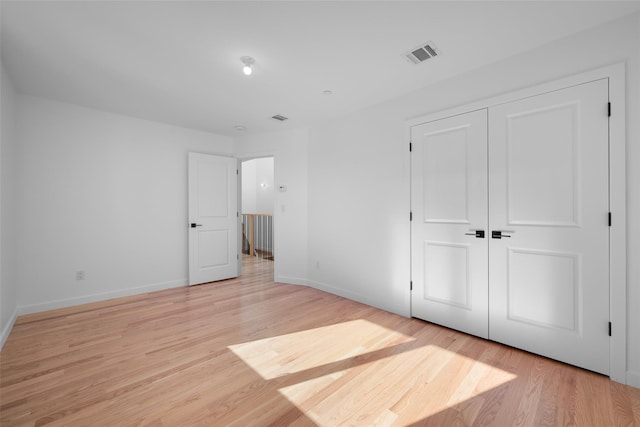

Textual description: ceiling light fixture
[240,56,255,75]
[234,125,246,131]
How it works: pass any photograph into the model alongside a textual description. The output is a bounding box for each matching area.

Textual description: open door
[188,152,238,285]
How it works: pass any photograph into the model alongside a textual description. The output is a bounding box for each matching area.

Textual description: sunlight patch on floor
[228,319,414,380]
[276,344,516,426]
[230,319,517,426]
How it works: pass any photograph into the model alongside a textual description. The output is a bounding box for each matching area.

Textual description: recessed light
[323,90,333,95]
[234,125,246,131]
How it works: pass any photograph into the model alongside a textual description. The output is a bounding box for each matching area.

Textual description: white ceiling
[2,1,639,137]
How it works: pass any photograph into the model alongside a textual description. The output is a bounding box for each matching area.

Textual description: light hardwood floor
[1,256,639,426]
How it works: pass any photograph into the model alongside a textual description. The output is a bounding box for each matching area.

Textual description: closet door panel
[411,109,489,339]
[488,79,610,374]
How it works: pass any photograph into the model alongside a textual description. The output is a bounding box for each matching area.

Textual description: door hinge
[409,142,412,152]
[237,254,239,260]
[237,169,239,175]
[609,321,612,336]
[410,212,413,221]
[608,102,611,117]
[410,281,413,291]
[608,212,612,227]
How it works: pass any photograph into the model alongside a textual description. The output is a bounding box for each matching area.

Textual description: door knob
[190,223,203,228]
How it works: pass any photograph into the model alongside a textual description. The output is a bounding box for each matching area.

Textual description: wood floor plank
[1,256,639,426]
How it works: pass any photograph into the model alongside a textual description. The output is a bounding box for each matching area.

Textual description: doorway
[241,157,275,273]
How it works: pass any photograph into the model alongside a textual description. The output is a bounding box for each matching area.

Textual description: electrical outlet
[75,270,85,280]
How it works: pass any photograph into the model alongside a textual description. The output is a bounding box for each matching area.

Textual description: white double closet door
[411,79,610,375]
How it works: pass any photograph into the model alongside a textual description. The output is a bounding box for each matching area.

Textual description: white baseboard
[307,279,372,305]
[275,275,309,286]
[0,307,18,351]
[306,279,408,317]
[18,278,187,316]
[626,370,640,389]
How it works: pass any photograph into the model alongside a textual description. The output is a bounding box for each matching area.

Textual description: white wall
[308,110,411,316]
[255,158,274,215]
[241,159,257,214]
[15,95,234,313]
[1,62,19,348]
[307,12,640,385]
[235,129,308,285]
[241,157,274,215]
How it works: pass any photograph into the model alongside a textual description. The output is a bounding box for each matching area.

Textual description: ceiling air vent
[271,114,288,122]
[404,42,440,65]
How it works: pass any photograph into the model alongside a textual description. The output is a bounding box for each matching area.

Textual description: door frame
[407,63,627,384]
[237,154,278,279]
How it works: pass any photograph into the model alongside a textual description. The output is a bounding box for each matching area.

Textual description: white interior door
[411,109,489,339]
[188,153,238,285]
[488,79,610,374]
